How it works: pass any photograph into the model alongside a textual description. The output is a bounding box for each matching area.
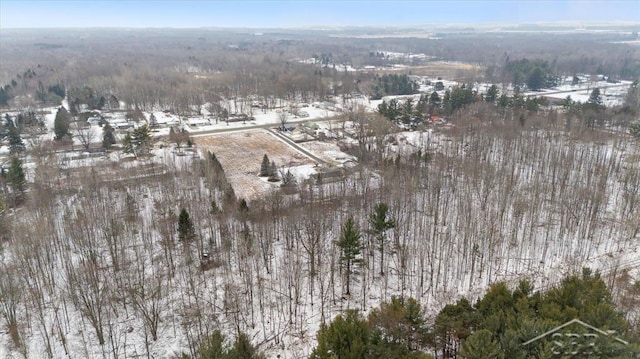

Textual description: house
[311,168,345,184]
[317,101,338,111]
[186,118,211,127]
[109,119,134,130]
[114,122,134,130]
[86,116,102,125]
[540,96,566,106]
[428,114,446,125]
[228,114,248,122]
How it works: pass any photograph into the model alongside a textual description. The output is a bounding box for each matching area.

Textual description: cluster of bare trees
[1,100,638,357]
[1,29,352,115]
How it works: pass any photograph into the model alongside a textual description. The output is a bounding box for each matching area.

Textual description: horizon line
[2,20,639,31]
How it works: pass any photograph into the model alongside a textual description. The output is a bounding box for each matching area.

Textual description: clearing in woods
[195,130,315,200]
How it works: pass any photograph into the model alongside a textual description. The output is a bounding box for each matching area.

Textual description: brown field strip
[194,130,315,200]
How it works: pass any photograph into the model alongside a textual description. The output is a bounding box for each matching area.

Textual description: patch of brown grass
[195,130,314,200]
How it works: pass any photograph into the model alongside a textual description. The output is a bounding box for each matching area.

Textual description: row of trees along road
[378,80,639,136]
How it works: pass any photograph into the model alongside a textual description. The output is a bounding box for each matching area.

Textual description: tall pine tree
[7,122,25,154]
[102,123,116,149]
[259,154,270,177]
[122,125,152,158]
[6,156,27,206]
[268,160,279,182]
[177,208,196,242]
[310,310,369,359]
[54,106,71,140]
[369,203,395,276]
[485,84,499,103]
[336,217,363,296]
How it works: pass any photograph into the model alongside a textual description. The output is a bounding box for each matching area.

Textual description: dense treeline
[503,58,557,91]
[376,80,639,135]
[370,74,419,99]
[311,297,432,359]
[1,28,639,111]
[0,68,65,107]
[433,269,639,358]
[407,32,640,82]
[305,270,640,358]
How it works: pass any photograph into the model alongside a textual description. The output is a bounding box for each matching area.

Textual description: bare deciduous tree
[278,110,288,130]
[73,123,97,150]
[0,264,24,351]
[66,257,110,345]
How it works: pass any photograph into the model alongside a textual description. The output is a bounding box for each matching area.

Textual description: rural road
[528,83,630,97]
[188,116,340,137]
[188,82,631,138]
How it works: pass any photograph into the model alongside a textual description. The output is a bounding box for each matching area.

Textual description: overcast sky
[1,0,638,29]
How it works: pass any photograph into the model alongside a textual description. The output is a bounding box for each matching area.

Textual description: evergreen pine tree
[268,160,279,182]
[485,84,499,103]
[177,208,196,242]
[281,169,297,188]
[229,332,265,359]
[430,269,636,358]
[429,91,441,107]
[6,156,27,206]
[54,106,71,140]
[336,217,363,295]
[433,298,479,356]
[369,203,395,276]
[0,86,10,106]
[122,125,152,158]
[310,310,369,359]
[498,94,511,108]
[526,66,545,91]
[583,88,604,128]
[7,122,25,154]
[588,87,603,106]
[238,198,249,214]
[630,122,640,139]
[196,330,225,358]
[443,90,451,114]
[368,296,429,355]
[122,132,134,155]
[208,151,224,172]
[102,123,116,149]
[259,154,270,176]
[193,330,265,359]
[460,329,501,359]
